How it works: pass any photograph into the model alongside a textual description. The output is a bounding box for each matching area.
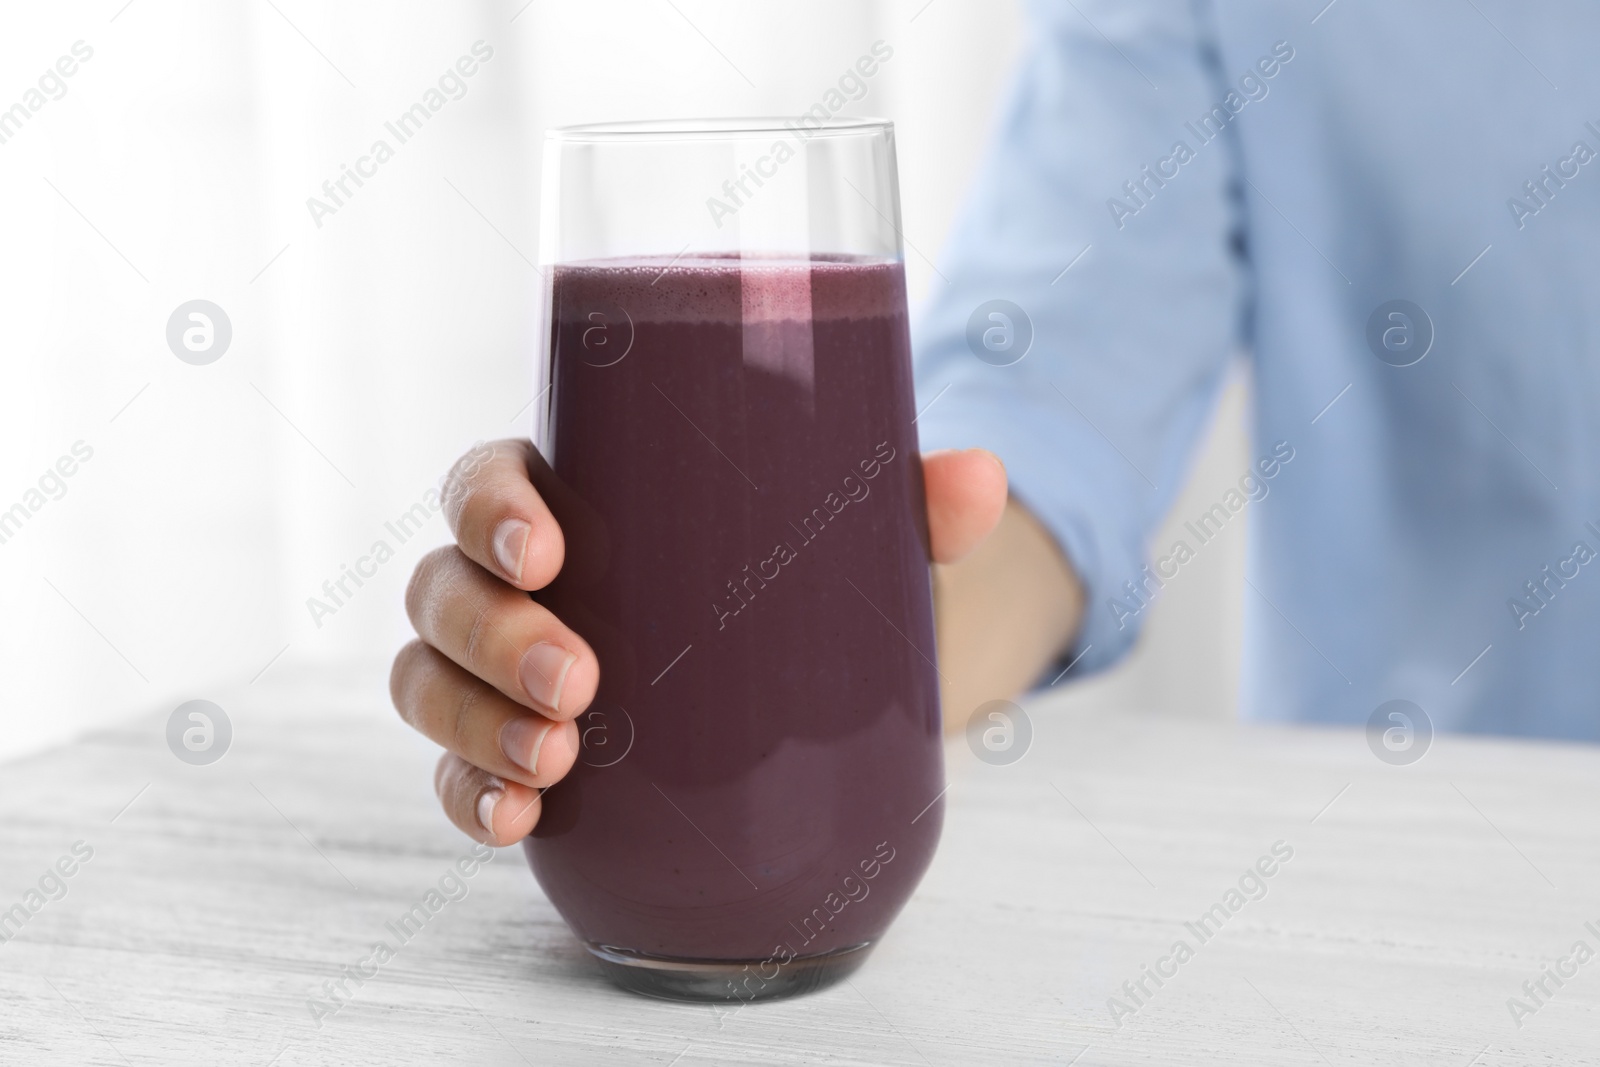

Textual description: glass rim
[546,116,893,142]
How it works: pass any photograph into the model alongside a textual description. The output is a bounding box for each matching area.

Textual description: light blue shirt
[913,0,1600,739]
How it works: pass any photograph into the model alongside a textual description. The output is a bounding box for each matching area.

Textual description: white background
[0,0,1247,763]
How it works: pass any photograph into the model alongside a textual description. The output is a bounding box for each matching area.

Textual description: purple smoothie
[524,254,943,993]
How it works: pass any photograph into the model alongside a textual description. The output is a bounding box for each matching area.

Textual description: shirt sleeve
[912,0,1245,676]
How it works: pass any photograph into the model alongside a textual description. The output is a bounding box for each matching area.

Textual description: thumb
[922,448,1007,564]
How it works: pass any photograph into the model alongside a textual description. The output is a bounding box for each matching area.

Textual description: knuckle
[390,639,432,726]
[460,593,505,675]
[440,759,476,818]
[434,753,454,799]
[443,440,495,507]
[443,473,485,535]
[490,437,532,472]
[444,438,538,543]
[443,440,510,533]
[449,677,484,755]
[441,754,472,796]
[405,546,457,628]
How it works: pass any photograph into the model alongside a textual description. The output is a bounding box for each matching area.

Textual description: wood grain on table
[2,665,1598,1065]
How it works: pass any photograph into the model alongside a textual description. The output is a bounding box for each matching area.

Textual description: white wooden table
[4,664,1598,1065]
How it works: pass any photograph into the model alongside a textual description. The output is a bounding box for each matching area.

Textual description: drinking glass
[526,117,943,1002]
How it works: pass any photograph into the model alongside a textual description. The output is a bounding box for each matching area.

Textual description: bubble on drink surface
[965,299,1033,367]
[166,699,232,765]
[966,699,1032,766]
[1365,300,1432,367]
[1365,699,1431,766]
[577,702,635,767]
[578,301,634,367]
[166,300,232,365]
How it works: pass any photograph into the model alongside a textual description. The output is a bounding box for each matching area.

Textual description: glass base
[586,940,875,1002]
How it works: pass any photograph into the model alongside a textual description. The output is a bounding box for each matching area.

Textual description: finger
[394,639,581,789]
[405,546,599,719]
[923,448,1008,564]
[434,751,544,846]
[442,438,566,591]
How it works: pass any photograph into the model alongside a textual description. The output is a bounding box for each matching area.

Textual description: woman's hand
[391,439,1007,845]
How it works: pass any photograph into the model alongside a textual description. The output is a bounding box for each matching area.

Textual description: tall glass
[526,118,942,1002]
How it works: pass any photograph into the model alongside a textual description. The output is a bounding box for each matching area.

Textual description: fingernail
[500,716,554,775]
[477,785,502,838]
[519,642,576,713]
[493,519,531,583]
